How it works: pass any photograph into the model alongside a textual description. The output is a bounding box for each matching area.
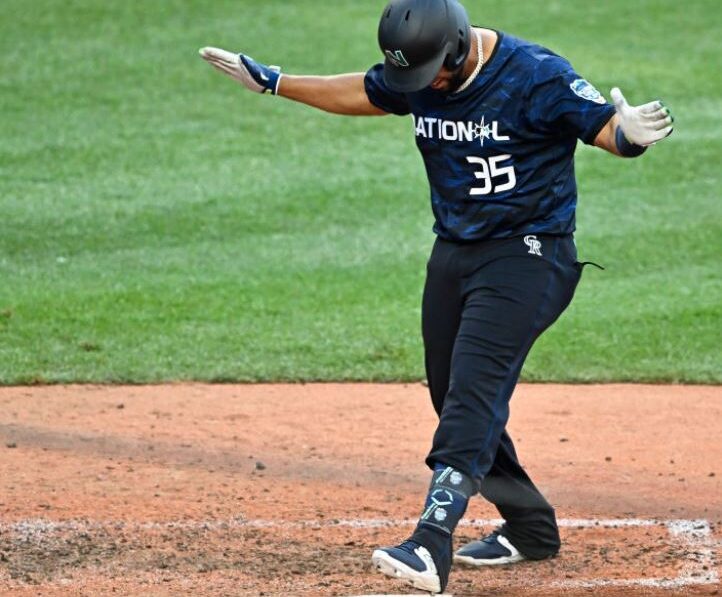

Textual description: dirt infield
[0,383,720,596]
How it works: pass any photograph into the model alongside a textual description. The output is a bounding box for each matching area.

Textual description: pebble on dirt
[5,442,17,449]
[255,461,266,471]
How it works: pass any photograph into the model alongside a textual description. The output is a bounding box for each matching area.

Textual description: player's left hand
[610,88,674,146]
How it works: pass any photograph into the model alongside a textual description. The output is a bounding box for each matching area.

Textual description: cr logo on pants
[524,235,543,256]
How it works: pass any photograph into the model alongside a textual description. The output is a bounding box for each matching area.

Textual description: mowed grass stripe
[0,0,720,383]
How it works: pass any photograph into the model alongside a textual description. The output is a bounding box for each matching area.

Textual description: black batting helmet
[378,0,471,93]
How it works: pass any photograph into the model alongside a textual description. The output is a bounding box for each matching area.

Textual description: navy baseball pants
[422,233,583,560]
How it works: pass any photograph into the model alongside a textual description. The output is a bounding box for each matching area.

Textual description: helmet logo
[385,49,410,68]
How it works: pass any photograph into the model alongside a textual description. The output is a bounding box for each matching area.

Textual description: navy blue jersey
[364,31,616,242]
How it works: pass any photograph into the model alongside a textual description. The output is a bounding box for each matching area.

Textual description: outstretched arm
[199,47,387,116]
[279,74,387,116]
[594,88,674,157]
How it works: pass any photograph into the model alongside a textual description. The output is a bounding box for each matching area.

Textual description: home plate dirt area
[0,383,720,596]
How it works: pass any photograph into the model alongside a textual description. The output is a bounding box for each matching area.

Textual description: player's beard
[447,66,468,94]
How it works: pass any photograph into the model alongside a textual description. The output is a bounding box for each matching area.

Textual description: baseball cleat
[371,540,442,593]
[454,531,526,566]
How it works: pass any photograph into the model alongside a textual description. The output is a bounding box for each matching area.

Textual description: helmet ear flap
[444,26,470,71]
[443,53,458,71]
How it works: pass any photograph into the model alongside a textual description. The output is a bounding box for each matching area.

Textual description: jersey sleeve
[364,63,411,116]
[526,56,615,145]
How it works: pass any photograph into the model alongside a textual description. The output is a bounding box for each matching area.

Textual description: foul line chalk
[0,516,711,532]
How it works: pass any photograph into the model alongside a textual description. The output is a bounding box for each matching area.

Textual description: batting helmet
[377,0,471,93]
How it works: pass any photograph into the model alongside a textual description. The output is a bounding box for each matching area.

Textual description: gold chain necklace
[455,30,483,94]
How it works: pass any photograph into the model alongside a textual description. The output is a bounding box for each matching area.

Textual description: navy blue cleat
[454,531,526,566]
[372,540,446,593]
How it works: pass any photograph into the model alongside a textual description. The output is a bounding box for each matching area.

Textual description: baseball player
[200,0,673,593]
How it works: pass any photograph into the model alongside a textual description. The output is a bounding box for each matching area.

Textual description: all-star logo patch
[570,78,606,104]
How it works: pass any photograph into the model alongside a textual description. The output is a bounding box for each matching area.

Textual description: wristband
[615,126,647,158]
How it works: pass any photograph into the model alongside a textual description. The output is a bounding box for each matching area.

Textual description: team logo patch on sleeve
[570,79,607,104]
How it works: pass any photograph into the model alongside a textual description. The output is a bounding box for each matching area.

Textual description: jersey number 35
[466,154,517,196]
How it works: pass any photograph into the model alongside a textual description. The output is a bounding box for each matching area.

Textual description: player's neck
[461,27,498,79]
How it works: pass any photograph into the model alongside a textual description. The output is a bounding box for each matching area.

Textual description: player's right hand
[199,47,282,95]
[610,88,674,146]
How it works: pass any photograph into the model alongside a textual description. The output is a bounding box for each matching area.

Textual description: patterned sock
[416,463,475,537]
[408,464,476,590]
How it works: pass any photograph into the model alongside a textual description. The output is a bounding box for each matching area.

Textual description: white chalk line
[0,516,704,532]
[0,517,718,590]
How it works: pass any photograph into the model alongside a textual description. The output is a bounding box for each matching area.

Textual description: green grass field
[1,0,720,384]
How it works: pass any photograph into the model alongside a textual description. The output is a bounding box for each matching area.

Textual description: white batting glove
[199,47,282,95]
[610,87,674,146]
